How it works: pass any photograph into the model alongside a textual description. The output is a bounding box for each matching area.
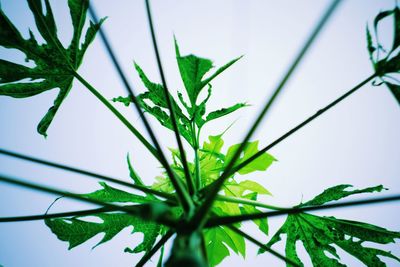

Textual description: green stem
[227,226,300,267]
[228,73,377,176]
[194,148,201,191]
[144,0,195,197]
[0,148,173,200]
[0,174,178,228]
[216,195,287,211]
[190,0,342,230]
[0,207,112,223]
[206,194,400,227]
[136,230,175,267]
[88,6,194,215]
[73,72,160,161]
[191,122,202,192]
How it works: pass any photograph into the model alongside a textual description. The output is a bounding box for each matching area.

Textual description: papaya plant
[0,0,399,266]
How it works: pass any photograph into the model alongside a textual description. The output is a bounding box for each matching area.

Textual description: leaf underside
[0,0,104,136]
[262,185,400,266]
[367,6,400,105]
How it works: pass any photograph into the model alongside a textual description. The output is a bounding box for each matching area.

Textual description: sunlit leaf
[225,141,276,175]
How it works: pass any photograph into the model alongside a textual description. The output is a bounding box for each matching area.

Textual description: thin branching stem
[0,194,285,223]
[0,148,173,200]
[136,230,175,267]
[207,194,400,227]
[144,0,195,197]
[216,195,287,211]
[0,192,291,225]
[85,5,194,214]
[0,174,177,228]
[227,225,300,267]
[191,0,342,230]
[0,207,112,223]
[72,72,159,159]
[227,73,377,176]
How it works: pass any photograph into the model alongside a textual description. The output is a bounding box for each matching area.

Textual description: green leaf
[225,140,276,175]
[367,7,400,106]
[46,212,161,254]
[263,185,400,266]
[390,7,400,52]
[203,134,224,155]
[385,82,400,104]
[240,193,269,236]
[205,225,245,267]
[133,62,194,145]
[112,96,132,106]
[127,154,146,187]
[80,182,150,204]
[0,0,104,136]
[299,184,385,207]
[152,176,176,194]
[205,103,248,124]
[175,37,242,106]
[366,26,376,62]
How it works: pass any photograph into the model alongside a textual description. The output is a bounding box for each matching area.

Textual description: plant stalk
[216,195,287,211]
[0,148,173,200]
[228,73,377,176]
[144,0,195,197]
[136,230,175,267]
[87,5,194,215]
[227,225,300,267]
[0,174,177,228]
[74,71,194,214]
[206,193,400,227]
[191,0,343,230]
[73,72,159,160]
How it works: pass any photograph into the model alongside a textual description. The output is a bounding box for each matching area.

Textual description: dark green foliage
[262,185,400,266]
[367,6,400,105]
[46,212,161,253]
[0,0,104,136]
[45,178,171,254]
[1,2,399,266]
[299,184,386,207]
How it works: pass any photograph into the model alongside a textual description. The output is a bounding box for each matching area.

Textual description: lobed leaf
[0,0,104,136]
[205,103,248,125]
[299,184,385,207]
[46,212,161,254]
[225,140,276,175]
[367,6,400,105]
[174,38,242,106]
[263,185,400,266]
[80,182,150,204]
[133,62,194,145]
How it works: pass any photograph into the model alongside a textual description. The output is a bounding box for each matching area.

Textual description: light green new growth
[1,1,400,267]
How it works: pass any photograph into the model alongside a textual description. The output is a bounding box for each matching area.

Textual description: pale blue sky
[0,0,399,266]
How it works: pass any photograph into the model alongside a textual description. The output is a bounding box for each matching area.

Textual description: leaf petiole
[216,195,287,211]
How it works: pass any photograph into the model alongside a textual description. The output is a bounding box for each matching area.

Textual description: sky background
[0,0,399,266]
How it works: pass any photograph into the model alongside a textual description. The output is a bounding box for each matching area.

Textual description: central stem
[191,121,202,193]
